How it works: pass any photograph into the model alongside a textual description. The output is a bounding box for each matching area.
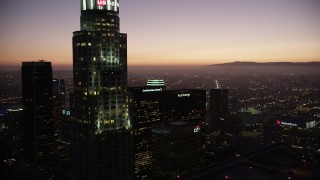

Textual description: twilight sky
[0,0,320,68]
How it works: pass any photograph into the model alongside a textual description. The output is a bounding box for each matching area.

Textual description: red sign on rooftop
[97,0,107,6]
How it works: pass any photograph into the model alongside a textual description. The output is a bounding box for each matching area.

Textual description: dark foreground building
[52,79,66,137]
[21,61,55,179]
[182,142,320,180]
[72,0,132,179]
[161,89,206,125]
[152,122,202,179]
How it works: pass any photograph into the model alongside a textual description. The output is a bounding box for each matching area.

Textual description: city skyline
[1,1,320,179]
[1,0,320,68]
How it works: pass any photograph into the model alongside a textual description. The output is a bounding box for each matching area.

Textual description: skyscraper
[72,0,132,179]
[52,79,70,174]
[210,89,228,132]
[52,79,66,142]
[128,86,163,179]
[21,61,55,179]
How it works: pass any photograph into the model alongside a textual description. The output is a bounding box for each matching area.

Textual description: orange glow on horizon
[1,1,319,68]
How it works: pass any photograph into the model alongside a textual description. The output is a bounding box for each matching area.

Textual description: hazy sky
[0,0,319,68]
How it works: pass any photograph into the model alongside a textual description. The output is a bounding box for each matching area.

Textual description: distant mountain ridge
[210,61,320,67]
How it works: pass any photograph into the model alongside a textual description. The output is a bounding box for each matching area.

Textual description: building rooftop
[182,142,320,179]
[146,79,165,87]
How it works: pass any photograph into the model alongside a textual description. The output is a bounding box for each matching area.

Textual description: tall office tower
[53,79,66,98]
[53,79,66,106]
[55,109,73,179]
[210,89,228,132]
[128,86,163,179]
[72,0,132,179]
[21,61,55,179]
[52,79,70,169]
[52,79,66,139]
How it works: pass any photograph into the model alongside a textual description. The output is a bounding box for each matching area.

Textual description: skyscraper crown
[81,0,119,12]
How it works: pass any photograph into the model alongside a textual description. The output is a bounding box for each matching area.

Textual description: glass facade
[72,0,132,179]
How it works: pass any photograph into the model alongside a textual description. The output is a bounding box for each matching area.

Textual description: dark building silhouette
[0,113,5,135]
[160,89,206,125]
[210,88,229,132]
[151,121,202,179]
[21,61,55,179]
[52,79,70,167]
[72,0,132,179]
[128,87,206,179]
[53,79,66,100]
[52,79,66,146]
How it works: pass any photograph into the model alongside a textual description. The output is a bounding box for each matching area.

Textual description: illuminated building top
[72,0,132,178]
[147,79,165,87]
[275,118,316,129]
[81,0,119,12]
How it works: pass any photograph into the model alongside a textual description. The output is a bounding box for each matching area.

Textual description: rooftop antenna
[215,80,221,89]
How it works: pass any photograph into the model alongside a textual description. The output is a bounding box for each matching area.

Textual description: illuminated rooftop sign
[97,0,107,6]
[277,120,297,127]
[82,0,119,11]
[142,88,163,93]
[281,122,298,127]
[194,125,201,133]
[178,93,190,98]
[147,79,165,87]
[7,108,23,112]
